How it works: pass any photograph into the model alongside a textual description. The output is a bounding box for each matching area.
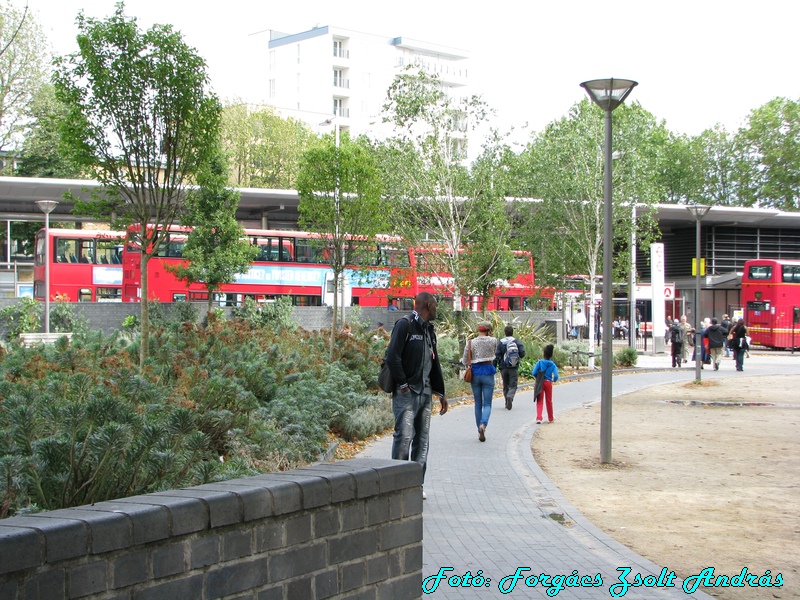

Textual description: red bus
[34,228,125,302]
[120,225,542,310]
[742,258,800,349]
[121,226,410,307]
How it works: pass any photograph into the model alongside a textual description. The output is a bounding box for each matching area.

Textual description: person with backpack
[703,317,728,371]
[669,319,684,368]
[531,344,559,424]
[495,324,526,410]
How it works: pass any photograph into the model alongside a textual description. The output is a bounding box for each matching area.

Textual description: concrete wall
[0,459,423,600]
[0,299,561,338]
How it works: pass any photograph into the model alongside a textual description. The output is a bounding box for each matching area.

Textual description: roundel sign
[664,285,675,299]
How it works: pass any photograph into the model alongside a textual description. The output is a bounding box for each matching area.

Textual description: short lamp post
[687,204,711,381]
[35,200,59,334]
[580,78,638,464]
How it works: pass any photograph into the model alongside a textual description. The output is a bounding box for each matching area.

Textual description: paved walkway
[358,351,800,598]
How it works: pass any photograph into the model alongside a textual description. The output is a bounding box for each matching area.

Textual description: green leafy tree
[509,99,665,361]
[380,67,517,313]
[169,146,258,317]
[735,97,800,210]
[15,84,84,178]
[53,3,222,365]
[0,0,49,152]
[296,130,386,354]
[222,102,314,189]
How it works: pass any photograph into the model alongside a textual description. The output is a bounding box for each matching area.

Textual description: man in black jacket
[495,324,526,410]
[703,317,728,371]
[385,292,448,497]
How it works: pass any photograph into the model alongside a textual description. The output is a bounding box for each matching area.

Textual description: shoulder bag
[533,361,546,400]
[462,340,473,383]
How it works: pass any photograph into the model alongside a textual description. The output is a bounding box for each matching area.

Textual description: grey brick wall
[0,459,424,600]
[0,298,559,338]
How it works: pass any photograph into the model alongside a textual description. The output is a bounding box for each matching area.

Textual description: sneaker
[536,420,542,424]
[422,488,427,500]
[714,363,719,370]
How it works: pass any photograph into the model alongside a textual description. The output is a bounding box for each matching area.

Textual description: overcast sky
[29,0,800,148]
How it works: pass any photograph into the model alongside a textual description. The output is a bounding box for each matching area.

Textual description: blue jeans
[471,373,495,430]
[391,390,432,480]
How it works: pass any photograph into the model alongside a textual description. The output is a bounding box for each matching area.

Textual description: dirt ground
[532,374,800,600]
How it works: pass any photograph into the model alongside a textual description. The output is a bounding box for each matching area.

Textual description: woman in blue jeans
[462,321,498,442]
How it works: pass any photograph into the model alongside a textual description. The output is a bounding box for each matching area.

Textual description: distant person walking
[462,320,498,442]
[703,317,727,370]
[721,313,733,357]
[730,318,748,372]
[496,325,526,410]
[669,319,684,368]
[532,344,559,424]
[680,315,693,364]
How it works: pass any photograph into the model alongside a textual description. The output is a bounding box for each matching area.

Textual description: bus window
[281,238,293,261]
[79,288,92,302]
[748,265,772,280]
[97,240,122,264]
[295,239,323,263]
[782,265,800,283]
[173,293,187,302]
[96,287,122,302]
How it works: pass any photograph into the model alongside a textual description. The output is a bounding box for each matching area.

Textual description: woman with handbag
[532,344,559,424]
[730,318,748,372]
[461,321,497,442]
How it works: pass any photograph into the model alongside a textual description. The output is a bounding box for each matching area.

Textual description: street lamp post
[687,205,711,381]
[580,78,638,464]
[35,200,59,334]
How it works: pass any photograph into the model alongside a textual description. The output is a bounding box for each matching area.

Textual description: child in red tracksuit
[532,344,559,424]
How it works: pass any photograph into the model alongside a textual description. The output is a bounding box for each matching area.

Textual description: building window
[333,69,348,88]
[333,39,348,59]
[269,79,276,98]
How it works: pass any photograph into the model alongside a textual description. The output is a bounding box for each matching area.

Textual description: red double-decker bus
[121,225,410,307]
[34,228,125,302]
[120,225,542,310]
[742,258,800,349]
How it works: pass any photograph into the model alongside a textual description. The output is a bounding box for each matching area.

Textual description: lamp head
[580,78,638,112]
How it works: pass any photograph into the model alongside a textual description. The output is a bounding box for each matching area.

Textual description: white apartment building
[264,25,469,137]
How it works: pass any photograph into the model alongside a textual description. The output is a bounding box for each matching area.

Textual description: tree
[15,84,84,178]
[509,99,666,362]
[735,97,800,210]
[53,3,222,364]
[169,146,258,317]
[380,67,518,313]
[0,0,49,152]
[221,102,314,189]
[296,130,386,354]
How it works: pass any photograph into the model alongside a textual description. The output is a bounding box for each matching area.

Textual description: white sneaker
[536,420,542,424]
[422,489,427,500]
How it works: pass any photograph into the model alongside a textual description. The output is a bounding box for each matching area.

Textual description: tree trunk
[139,253,150,366]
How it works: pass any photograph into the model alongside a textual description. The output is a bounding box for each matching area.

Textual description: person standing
[669,319,684,368]
[730,318,748,371]
[532,344,559,424]
[495,325,526,410]
[680,315,693,364]
[384,292,448,498]
[721,313,733,357]
[703,317,727,371]
[462,320,497,442]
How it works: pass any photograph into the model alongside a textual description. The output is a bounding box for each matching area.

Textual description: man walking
[496,325,526,410]
[384,292,448,499]
[669,319,684,368]
[703,317,727,371]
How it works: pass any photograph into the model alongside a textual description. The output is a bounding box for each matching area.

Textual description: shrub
[0,297,41,340]
[615,346,638,367]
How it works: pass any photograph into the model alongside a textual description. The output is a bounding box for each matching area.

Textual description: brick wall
[0,459,423,600]
[0,299,559,337]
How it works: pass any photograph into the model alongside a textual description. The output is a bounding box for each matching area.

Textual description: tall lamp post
[35,200,59,334]
[687,205,711,381]
[580,78,638,464]
[320,116,344,329]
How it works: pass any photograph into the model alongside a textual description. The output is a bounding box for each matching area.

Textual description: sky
[26,0,800,150]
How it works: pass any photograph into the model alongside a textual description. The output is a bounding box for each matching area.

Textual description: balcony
[333,77,350,89]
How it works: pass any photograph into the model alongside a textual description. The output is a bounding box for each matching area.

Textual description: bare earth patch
[532,374,800,599]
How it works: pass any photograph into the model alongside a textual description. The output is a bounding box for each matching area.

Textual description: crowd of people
[667,313,749,371]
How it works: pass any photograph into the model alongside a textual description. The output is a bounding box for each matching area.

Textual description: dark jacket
[385,312,445,397]
[495,336,526,369]
[704,324,727,349]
